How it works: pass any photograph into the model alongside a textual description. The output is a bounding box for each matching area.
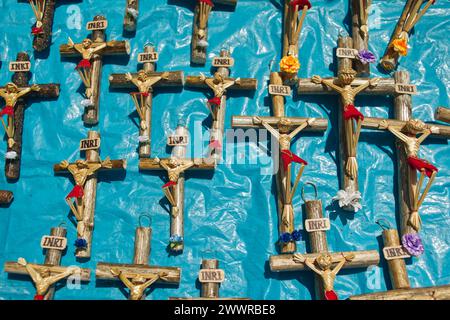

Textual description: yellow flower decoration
[280,56,300,74]
[391,38,408,56]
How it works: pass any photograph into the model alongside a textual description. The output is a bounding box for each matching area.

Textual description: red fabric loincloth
[407,156,438,178]
[324,290,338,300]
[66,185,84,199]
[76,59,91,69]
[163,181,177,189]
[209,139,222,150]
[281,149,308,171]
[208,97,221,106]
[290,0,312,9]
[31,27,44,35]
[34,294,45,300]
[0,105,14,116]
[343,104,364,121]
[130,92,150,97]
[199,0,214,7]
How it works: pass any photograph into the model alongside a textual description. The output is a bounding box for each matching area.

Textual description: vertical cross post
[350,0,372,76]
[124,0,139,32]
[435,107,450,124]
[170,259,249,300]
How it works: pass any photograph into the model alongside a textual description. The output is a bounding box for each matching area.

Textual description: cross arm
[109,71,184,89]
[0,84,60,99]
[361,117,450,139]
[185,76,257,91]
[53,160,127,173]
[96,262,181,285]
[435,107,450,124]
[4,262,91,281]
[60,40,131,58]
[139,158,215,171]
[213,0,238,5]
[297,77,395,95]
[349,284,450,300]
[269,250,379,272]
[231,116,328,132]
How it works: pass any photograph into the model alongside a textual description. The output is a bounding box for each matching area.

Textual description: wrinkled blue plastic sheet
[0,0,449,300]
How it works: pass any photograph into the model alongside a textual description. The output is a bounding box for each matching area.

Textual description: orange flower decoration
[391,39,408,56]
[280,56,300,74]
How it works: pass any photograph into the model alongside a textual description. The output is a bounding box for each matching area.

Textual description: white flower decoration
[126,8,139,19]
[81,99,94,107]
[197,39,208,48]
[332,187,362,212]
[138,135,149,143]
[5,151,17,159]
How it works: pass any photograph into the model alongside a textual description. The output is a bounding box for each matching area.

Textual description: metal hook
[301,182,318,202]
[375,219,392,231]
[138,214,152,228]
[144,42,155,49]
[268,59,275,73]
[58,221,67,228]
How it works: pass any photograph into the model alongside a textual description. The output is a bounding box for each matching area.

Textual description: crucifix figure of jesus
[0,83,40,148]
[312,69,379,181]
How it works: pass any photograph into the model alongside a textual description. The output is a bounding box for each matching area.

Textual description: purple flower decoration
[357,49,376,64]
[402,233,424,257]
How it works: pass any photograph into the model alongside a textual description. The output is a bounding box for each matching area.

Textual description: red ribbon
[34,294,45,300]
[76,59,91,69]
[290,0,312,9]
[31,27,44,35]
[407,156,438,178]
[209,139,222,150]
[130,92,150,97]
[162,181,177,189]
[198,0,214,7]
[324,290,338,300]
[66,185,84,199]
[343,104,364,121]
[281,149,308,171]
[0,106,14,116]
[208,97,222,106]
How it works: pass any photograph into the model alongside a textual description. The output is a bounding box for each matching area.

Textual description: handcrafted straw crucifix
[232,72,327,254]
[380,0,436,71]
[109,44,184,158]
[123,0,139,32]
[297,36,417,212]
[180,0,238,65]
[0,52,60,180]
[60,15,130,125]
[25,0,80,51]
[281,0,312,58]
[54,131,127,258]
[359,75,450,255]
[350,223,450,299]
[435,107,450,124]
[96,222,181,300]
[269,183,380,300]
[170,259,249,300]
[4,226,90,300]
[139,124,215,253]
[185,49,257,160]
